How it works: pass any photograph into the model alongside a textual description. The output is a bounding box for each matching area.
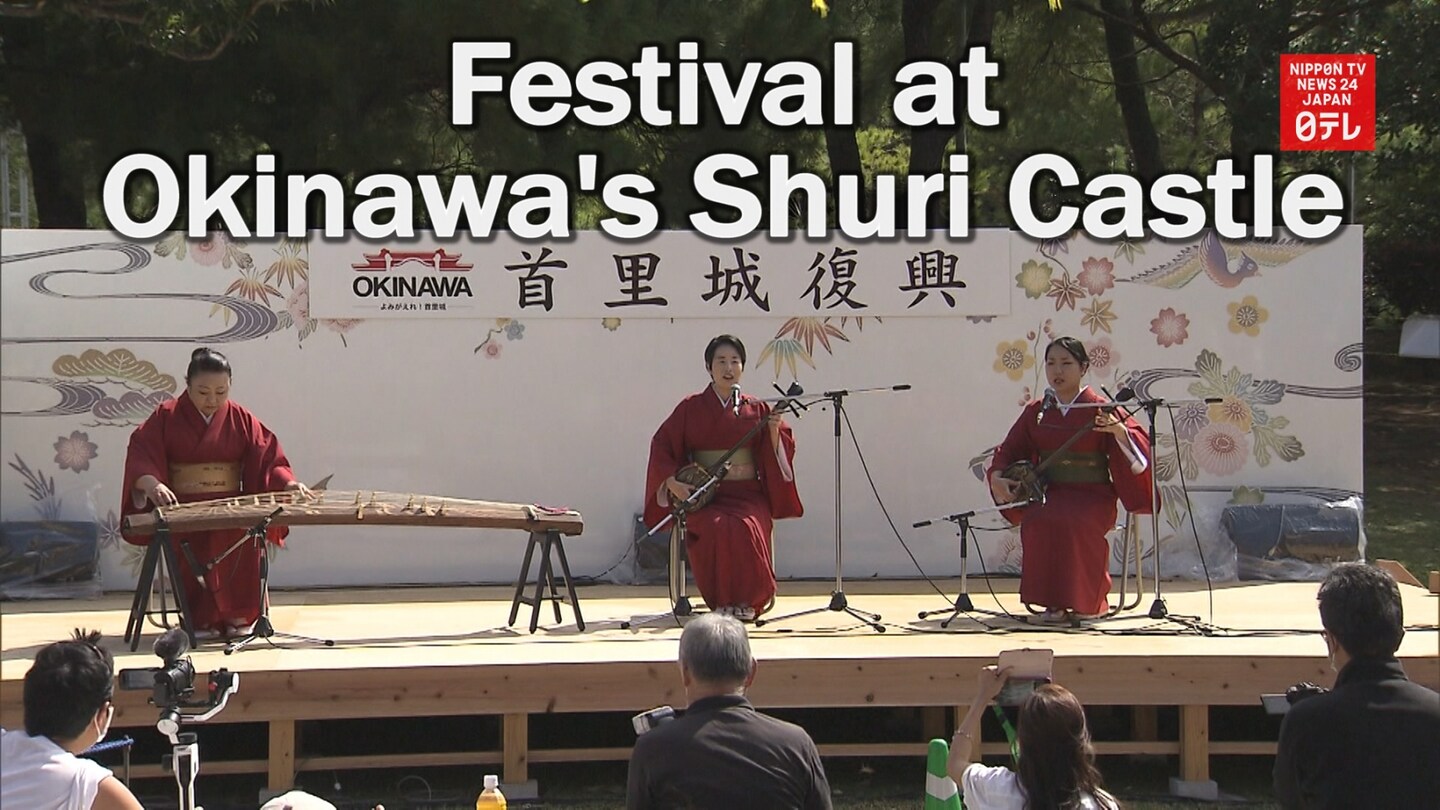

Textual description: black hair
[186,347,232,382]
[24,628,114,740]
[704,334,747,368]
[1045,336,1089,367]
[1317,563,1405,659]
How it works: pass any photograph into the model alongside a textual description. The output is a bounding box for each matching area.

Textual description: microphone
[731,384,741,417]
[1101,386,1137,417]
[1037,387,1057,424]
[773,382,806,418]
[153,626,191,661]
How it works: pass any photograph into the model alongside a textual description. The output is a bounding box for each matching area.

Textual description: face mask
[95,704,114,744]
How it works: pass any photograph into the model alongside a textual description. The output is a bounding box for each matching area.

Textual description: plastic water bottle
[476,774,507,809]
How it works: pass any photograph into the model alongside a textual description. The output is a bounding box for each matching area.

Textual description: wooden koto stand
[121,490,586,650]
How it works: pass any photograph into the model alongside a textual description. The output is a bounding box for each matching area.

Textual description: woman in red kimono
[644,335,803,621]
[987,337,1153,624]
[121,348,311,637]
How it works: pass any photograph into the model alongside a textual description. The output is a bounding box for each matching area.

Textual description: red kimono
[121,395,297,633]
[987,386,1154,615]
[645,388,803,615]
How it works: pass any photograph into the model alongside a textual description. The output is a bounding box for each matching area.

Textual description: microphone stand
[224,508,335,654]
[1132,395,1168,619]
[913,500,1036,628]
[1122,393,1220,622]
[623,385,806,630]
[622,486,711,630]
[756,384,910,634]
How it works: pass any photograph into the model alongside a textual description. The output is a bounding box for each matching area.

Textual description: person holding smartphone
[947,664,1119,810]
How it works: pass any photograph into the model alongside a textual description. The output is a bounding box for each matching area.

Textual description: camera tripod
[165,732,202,810]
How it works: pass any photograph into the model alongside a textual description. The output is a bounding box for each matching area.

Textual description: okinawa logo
[350,249,475,298]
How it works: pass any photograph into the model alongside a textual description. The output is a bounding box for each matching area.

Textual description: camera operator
[1273,563,1440,809]
[1,629,145,810]
[625,613,832,810]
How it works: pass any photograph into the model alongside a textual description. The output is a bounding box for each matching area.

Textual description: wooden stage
[3,578,1437,793]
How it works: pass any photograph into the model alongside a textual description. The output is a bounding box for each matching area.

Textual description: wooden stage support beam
[268,718,297,792]
[503,713,529,785]
[1180,704,1210,783]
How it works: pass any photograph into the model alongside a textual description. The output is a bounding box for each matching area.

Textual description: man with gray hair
[626,613,832,809]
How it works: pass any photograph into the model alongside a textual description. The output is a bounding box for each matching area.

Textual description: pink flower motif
[481,341,503,360]
[1150,307,1190,348]
[1017,385,1033,408]
[1086,337,1120,373]
[1077,257,1116,296]
[1192,422,1250,476]
[191,233,228,266]
[288,283,360,337]
[54,430,98,473]
[287,283,311,322]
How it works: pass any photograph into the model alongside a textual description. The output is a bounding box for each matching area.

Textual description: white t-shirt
[962,763,1118,810]
[0,728,115,810]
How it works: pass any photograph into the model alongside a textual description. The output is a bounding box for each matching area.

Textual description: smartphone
[996,648,1054,706]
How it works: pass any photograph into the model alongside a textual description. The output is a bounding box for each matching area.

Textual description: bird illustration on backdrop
[1120,229,1315,289]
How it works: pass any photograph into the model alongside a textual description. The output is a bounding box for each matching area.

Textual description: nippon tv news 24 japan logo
[1280,54,1375,151]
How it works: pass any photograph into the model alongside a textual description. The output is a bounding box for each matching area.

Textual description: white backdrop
[0,228,1363,590]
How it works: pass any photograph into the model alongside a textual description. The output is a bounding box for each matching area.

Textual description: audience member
[259,790,355,809]
[1273,563,1440,809]
[626,613,832,809]
[947,666,1118,810]
[0,629,145,810]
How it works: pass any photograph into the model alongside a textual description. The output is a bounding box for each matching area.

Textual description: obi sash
[691,448,757,481]
[691,448,754,467]
[168,462,242,496]
[1037,450,1111,485]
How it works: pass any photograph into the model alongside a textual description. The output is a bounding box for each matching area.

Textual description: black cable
[968,529,1024,623]
[569,542,634,585]
[839,404,954,602]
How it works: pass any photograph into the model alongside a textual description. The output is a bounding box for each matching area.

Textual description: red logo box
[1280,54,1375,151]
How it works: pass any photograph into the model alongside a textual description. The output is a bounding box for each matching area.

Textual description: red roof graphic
[352,249,474,271]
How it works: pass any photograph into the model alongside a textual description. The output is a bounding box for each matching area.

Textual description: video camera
[118,628,239,743]
[1260,681,1329,715]
[632,705,676,736]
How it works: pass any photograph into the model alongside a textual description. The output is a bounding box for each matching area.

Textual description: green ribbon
[992,703,1020,765]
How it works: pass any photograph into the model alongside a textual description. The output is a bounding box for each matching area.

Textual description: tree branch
[1063,0,1229,100]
